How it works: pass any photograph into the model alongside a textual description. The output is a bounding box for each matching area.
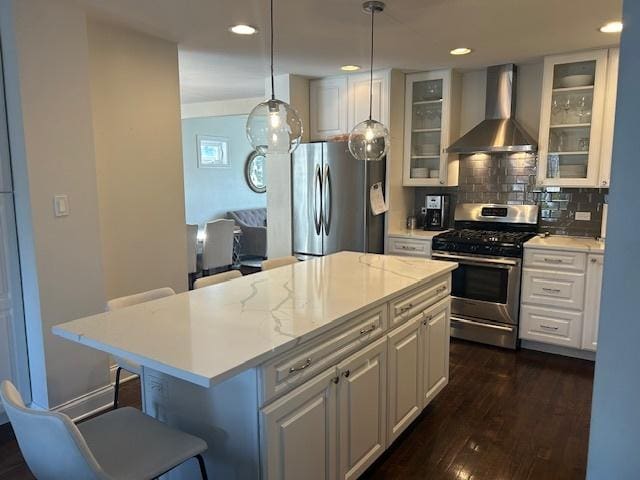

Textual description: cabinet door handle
[542,287,561,294]
[540,324,559,331]
[422,312,432,326]
[289,358,312,374]
[590,258,598,263]
[342,370,350,378]
[332,376,340,384]
[543,258,563,264]
[360,325,376,335]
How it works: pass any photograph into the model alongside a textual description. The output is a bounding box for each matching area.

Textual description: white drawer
[388,237,431,257]
[520,304,583,348]
[389,275,450,328]
[524,249,586,272]
[259,305,387,405]
[522,268,585,311]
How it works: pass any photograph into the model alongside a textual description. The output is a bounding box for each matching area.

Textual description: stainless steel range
[431,204,539,349]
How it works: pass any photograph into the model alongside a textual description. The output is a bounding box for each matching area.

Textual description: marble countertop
[53,252,457,387]
[525,235,605,253]
[388,229,449,240]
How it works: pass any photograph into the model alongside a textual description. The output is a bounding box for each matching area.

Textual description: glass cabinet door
[538,50,608,187]
[403,70,456,186]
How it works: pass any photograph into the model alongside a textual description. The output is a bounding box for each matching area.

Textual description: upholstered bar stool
[262,255,300,271]
[0,380,209,479]
[193,269,242,289]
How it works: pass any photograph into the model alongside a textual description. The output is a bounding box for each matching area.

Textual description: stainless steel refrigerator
[292,141,385,257]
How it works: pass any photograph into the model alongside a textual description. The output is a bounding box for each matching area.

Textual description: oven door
[431,252,521,325]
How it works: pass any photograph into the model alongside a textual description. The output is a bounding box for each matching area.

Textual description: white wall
[182,115,266,226]
[0,0,110,409]
[87,19,188,300]
[181,97,264,119]
[587,1,640,476]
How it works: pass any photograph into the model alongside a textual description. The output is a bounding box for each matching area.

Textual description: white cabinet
[521,246,604,352]
[310,77,349,141]
[420,299,450,407]
[598,48,619,188]
[261,367,338,480]
[337,337,387,480]
[403,69,461,187]
[582,254,604,351]
[309,71,389,142]
[387,236,431,258]
[387,316,421,443]
[347,71,388,131]
[537,49,615,187]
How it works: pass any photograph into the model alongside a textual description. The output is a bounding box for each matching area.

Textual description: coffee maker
[424,194,450,230]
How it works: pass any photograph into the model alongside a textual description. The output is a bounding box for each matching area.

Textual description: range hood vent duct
[447,64,537,154]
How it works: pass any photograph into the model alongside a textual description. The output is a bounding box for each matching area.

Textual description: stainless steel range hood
[447,64,537,154]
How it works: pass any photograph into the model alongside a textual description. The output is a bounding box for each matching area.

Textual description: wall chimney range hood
[447,64,537,154]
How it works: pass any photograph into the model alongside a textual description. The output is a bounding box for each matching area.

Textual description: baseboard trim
[52,384,115,422]
[521,340,596,361]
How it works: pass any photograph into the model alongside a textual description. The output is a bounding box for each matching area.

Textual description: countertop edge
[52,260,458,387]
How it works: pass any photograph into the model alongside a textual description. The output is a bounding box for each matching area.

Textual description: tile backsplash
[413,153,607,237]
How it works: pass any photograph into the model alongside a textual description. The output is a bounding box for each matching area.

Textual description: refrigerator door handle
[322,164,332,235]
[313,164,322,235]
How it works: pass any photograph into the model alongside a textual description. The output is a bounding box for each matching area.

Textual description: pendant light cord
[270,0,275,100]
[368,7,375,120]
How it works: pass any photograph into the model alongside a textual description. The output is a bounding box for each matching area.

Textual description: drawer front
[389,275,450,328]
[522,268,585,311]
[388,237,431,257]
[524,249,586,272]
[260,305,388,405]
[520,304,583,348]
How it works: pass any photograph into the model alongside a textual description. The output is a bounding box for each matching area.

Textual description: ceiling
[76,0,623,104]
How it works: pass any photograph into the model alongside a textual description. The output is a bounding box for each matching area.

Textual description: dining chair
[193,270,242,289]
[262,255,300,271]
[0,380,209,480]
[187,224,199,275]
[202,219,235,273]
[106,287,176,409]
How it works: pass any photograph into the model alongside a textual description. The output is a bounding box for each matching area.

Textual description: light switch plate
[575,211,591,221]
[53,194,69,217]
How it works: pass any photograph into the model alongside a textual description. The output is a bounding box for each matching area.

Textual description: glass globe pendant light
[246,0,303,155]
[348,1,390,162]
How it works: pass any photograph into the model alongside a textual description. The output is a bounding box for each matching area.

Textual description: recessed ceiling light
[229,24,258,35]
[450,47,472,56]
[341,65,361,71]
[599,21,623,33]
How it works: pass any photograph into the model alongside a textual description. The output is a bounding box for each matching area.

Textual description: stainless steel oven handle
[432,252,518,267]
[451,316,515,332]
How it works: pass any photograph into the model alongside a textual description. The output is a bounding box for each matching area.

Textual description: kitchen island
[54,252,457,480]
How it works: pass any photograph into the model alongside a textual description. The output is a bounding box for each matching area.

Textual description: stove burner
[432,229,536,257]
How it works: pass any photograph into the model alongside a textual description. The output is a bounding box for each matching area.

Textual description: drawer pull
[543,258,563,264]
[400,245,418,251]
[359,324,376,335]
[540,325,559,331]
[342,370,350,378]
[436,285,447,294]
[542,287,561,294]
[289,358,312,374]
[398,303,413,314]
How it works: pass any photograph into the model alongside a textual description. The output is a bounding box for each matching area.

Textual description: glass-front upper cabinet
[403,70,460,186]
[537,50,609,187]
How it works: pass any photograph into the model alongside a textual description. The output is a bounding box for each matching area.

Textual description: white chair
[262,255,300,271]
[193,270,242,289]
[106,287,175,408]
[0,380,209,479]
[202,219,235,273]
[187,224,199,275]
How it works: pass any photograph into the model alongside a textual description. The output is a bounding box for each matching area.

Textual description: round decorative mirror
[245,150,266,193]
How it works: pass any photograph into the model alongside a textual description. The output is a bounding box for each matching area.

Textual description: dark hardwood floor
[0,340,594,480]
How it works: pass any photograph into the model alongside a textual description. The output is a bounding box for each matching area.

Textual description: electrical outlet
[575,211,592,221]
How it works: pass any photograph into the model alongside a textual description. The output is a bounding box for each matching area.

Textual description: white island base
[53,253,456,480]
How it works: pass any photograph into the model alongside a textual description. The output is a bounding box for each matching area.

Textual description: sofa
[227,208,267,259]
